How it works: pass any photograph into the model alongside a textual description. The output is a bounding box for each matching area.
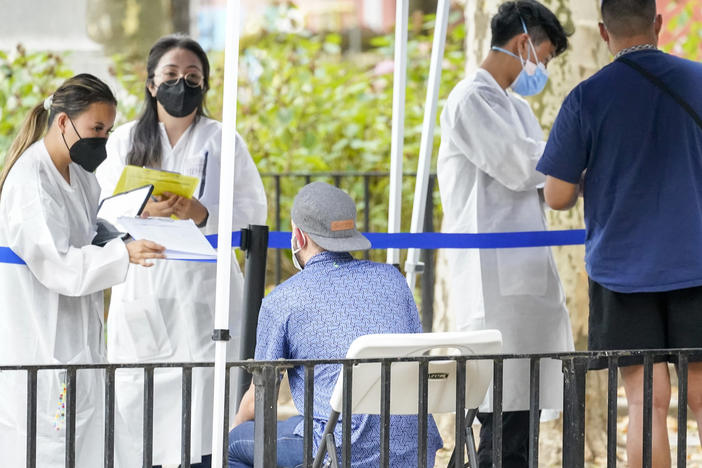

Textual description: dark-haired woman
[0,74,165,466]
[96,35,266,467]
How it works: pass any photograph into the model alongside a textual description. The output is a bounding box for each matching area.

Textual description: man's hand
[543,175,580,210]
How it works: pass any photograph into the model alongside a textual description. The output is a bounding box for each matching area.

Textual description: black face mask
[155,80,203,118]
[62,118,107,173]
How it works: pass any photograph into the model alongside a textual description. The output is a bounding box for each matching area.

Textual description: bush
[0,46,72,162]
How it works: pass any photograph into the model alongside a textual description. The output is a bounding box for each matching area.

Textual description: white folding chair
[311,330,503,468]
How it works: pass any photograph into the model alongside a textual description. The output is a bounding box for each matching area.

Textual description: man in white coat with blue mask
[437,1,574,466]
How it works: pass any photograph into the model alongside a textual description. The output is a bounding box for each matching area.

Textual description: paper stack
[118,217,217,261]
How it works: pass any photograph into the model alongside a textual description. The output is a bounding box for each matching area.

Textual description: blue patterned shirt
[255,251,443,467]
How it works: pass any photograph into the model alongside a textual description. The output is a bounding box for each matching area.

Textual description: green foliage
[112,9,465,240]
[0,46,72,165]
[228,11,464,235]
[231,14,465,177]
[660,0,702,61]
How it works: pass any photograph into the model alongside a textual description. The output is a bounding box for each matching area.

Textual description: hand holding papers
[118,217,217,261]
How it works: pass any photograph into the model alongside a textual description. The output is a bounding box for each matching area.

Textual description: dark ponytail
[0,73,116,195]
[127,34,211,168]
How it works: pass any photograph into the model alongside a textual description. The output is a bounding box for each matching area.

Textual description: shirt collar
[304,251,354,268]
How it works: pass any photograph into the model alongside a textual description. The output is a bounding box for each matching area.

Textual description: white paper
[118,217,217,260]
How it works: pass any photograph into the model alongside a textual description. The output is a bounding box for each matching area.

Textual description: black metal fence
[6,349,700,468]
[8,223,702,467]
[260,172,438,332]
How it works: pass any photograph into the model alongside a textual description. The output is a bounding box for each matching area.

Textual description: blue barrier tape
[0,248,27,265]
[0,229,586,265]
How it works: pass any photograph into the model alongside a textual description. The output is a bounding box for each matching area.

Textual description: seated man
[228,182,443,468]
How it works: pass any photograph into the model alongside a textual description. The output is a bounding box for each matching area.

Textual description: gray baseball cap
[291,182,371,252]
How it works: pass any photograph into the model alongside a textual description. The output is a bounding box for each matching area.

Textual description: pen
[198,151,209,199]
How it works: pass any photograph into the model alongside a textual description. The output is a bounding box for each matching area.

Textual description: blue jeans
[228,416,304,468]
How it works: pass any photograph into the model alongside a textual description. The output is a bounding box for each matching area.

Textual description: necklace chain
[615,44,657,59]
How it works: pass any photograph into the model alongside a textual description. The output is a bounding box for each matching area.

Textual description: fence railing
[260,172,438,332]
[6,348,700,468]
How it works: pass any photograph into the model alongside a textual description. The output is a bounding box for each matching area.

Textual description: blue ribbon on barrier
[250,230,587,250]
[0,248,27,265]
[0,229,586,265]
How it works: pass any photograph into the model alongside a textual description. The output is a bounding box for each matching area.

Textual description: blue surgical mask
[491,19,549,96]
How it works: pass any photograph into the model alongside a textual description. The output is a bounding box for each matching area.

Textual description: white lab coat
[96,117,267,465]
[437,69,574,412]
[0,140,130,466]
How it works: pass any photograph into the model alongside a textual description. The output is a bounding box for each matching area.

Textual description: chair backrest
[329,330,502,415]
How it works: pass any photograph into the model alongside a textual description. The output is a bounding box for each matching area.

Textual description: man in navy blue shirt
[228,182,442,467]
[536,0,702,465]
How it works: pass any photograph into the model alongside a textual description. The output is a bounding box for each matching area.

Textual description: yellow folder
[113,165,199,199]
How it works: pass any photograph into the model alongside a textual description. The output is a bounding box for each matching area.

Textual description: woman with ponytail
[96,35,266,467]
[0,73,165,466]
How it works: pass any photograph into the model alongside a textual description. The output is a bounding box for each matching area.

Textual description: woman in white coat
[437,2,574,466]
[0,74,164,467]
[96,35,267,468]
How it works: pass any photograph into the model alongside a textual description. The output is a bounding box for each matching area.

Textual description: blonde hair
[0,73,116,196]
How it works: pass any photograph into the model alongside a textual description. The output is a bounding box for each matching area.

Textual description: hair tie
[43,95,53,111]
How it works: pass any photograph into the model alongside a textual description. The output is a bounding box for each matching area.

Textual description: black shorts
[588,279,702,366]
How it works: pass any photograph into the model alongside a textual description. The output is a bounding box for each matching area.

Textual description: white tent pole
[404,0,449,289]
[386,0,409,267]
[211,0,240,466]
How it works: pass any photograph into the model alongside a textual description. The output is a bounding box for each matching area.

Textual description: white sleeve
[200,133,267,234]
[444,88,546,191]
[2,179,129,297]
[96,128,130,200]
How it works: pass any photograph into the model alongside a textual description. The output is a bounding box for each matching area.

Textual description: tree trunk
[86,0,171,57]
[170,0,191,34]
[433,0,612,464]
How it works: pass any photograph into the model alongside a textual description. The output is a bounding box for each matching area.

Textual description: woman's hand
[163,192,208,225]
[126,239,166,267]
[143,194,178,218]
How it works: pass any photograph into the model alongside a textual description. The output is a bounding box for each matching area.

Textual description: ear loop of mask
[491,18,539,68]
[60,116,82,151]
[291,228,305,270]
[518,18,540,69]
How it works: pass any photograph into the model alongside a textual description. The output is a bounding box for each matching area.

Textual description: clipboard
[93,185,154,247]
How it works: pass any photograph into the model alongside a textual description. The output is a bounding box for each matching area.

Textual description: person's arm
[536,90,588,206]
[198,133,268,233]
[232,382,256,427]
[231,134,267,229]
[2,177,132,296]
[544,176,579,210]
[444,87,547,192]
[232,297,288,426]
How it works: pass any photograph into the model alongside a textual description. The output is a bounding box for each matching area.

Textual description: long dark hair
[0,73,116,196]
[127,34,211,168]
